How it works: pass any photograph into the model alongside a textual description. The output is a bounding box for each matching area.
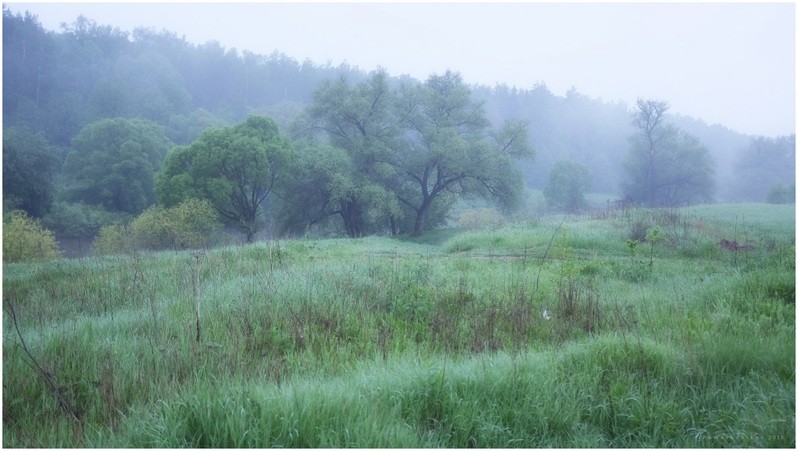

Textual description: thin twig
[4,297,79,423]
[534,214,568,292]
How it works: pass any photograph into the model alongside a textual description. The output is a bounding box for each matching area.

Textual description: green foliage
[767,183,795,204]
[303,70,531,237]
[645,225,664,267]
[2,126,59,217]
[42,201,130,241]
[543,160,592,212]
[3,210,59,262]
[732,135,795,202]
[155,115,293,242]
[2,7,755,213]
[92,223,132,256]
[62,118,173,215]
[278,139,383,237]
[130,198,221,251]
[623,99,715,206]
[2,9,59,138]
[90,199,222,254]
[397,71,532,235]
[165,108,225,145]
[110,50,192,122]
[303,71,403,237]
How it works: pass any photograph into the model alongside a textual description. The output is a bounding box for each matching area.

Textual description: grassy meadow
[2,203,795,447]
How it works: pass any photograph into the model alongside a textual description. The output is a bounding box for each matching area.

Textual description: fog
[6,1,795,137]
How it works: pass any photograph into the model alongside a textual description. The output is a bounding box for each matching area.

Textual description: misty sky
[5,2,795,137]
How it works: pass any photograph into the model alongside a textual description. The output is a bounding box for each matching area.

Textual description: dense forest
[3,9,795,252]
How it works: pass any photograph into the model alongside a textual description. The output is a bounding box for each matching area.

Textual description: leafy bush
[92,199,222,255]
[129,208,173,250]
[543,160,592,212]
[3,211,59,262]
[92,223,132,256]
[130,198,221,251]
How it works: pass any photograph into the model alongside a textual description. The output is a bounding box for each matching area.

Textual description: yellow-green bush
[3,211,59,263]
[92,223,132,256]
[131,198,221,251]
[92,199,221,255]
[129,207,172,250]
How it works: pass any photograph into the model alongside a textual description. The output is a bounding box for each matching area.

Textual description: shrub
[628,218,651,242]
[3,211,59,262]
[543,160,592,212]
[93,223,132,256]
[131,198,221,251]
[129,208,173,250]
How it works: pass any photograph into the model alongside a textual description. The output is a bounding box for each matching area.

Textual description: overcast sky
[5,2,796,137]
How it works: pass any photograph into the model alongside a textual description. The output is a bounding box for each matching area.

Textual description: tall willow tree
[304,70,402,237]
[299,69,533,237]
[397,71,533,236]
[276,139,356,236]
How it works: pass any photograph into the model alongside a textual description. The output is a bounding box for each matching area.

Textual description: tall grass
[3,204,794,447]
[87,334,792,448]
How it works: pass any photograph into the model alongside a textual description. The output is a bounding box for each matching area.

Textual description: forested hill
[2,9,788,204]
[2,10,366,148]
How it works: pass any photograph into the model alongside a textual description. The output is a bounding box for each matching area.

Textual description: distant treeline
[3,8,794,247]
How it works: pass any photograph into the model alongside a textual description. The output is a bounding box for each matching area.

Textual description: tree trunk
[647,147,656,207]
[411,200,431,237]
[340,201,365,238]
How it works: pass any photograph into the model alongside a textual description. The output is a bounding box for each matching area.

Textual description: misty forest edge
[2,10,795,258]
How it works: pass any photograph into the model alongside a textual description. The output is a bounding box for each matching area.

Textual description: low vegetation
[3,211,60,263]
[3,204,794,447]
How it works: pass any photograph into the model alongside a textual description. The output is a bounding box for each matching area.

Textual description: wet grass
[3,203,794,447]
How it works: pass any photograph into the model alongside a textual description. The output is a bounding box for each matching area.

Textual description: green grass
[3,203,795,447]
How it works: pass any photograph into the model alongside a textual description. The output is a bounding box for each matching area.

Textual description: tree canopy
[2,8,758,250]
[300,70,533,237]
[277,139,359,236]
[397,71,533,235]
[155,115,293,242]
[301,70,401,237]
[622,99,714,206]
[62,117,172,215]
[730,135,795,202]
[3,125,59,217]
